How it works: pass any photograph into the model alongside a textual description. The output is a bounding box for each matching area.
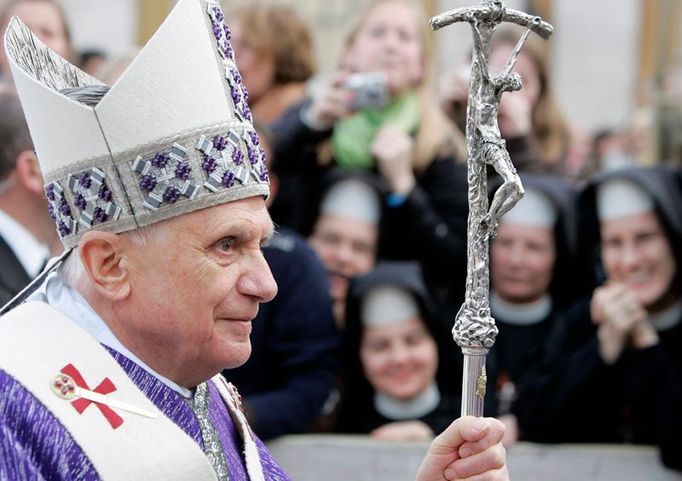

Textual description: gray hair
[59,221,169,288]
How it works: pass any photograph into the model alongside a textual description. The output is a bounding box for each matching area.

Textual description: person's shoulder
[266,227,305,253]
[264,228,326,279]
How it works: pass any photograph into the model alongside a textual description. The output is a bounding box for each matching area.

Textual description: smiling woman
[514,167,682,472]
[336,261,463,441]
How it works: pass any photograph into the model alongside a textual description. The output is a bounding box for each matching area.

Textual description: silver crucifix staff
[430,0,553,417]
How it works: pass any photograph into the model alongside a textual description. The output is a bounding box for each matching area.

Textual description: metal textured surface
[429,0,553,417]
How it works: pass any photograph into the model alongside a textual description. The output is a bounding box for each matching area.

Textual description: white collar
[490,291,552,326]
[649,300,682,332]
[27,271,192,398]
[0,209,50,278]
[374,382,441,420]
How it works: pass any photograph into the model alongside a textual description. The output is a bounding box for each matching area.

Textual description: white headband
[361,285,419,327]
[320,178,380,224]
[596,178,653,221]
[501,187,556,228]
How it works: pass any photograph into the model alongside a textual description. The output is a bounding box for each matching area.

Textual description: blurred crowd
[0,0,680,473]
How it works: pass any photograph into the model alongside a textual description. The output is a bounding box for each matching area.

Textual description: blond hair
[231,3,316,84]
[342,0,466,171]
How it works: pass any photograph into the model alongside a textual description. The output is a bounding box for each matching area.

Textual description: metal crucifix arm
[430,3,553,39]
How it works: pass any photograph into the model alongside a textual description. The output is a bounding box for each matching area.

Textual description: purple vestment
[0,346,291,480]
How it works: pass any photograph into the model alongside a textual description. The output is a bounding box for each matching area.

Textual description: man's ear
[14,151,45,196]
[78,231,131,301]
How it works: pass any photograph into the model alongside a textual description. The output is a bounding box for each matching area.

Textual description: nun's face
[360,317,438,401]
[600,211,677,308]
[308,214,377,308]
[491,222,556,303]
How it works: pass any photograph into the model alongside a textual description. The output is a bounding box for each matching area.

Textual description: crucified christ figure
[469,10,535,237]
[430,0,552,417]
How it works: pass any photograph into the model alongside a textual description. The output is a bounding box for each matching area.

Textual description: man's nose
[239,250,278,303]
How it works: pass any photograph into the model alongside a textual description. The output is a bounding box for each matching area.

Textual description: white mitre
[4,0,269,250]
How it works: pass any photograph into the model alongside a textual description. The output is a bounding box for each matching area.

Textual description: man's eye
[218,237,235,252]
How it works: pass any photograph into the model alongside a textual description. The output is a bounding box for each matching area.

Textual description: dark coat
[0,233,31,307]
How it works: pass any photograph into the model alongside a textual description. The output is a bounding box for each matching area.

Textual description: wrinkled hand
[371,126,416,194]
[416,417,508,481]
[306,72,352,130]
[498,91,533,139]
[591,283,658,364]
[371,420,434,442]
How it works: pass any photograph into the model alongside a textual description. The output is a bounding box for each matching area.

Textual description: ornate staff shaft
[429,0,552,417]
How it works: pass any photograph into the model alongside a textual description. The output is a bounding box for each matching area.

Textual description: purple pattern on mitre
[45,184,56,202]
[130,144,198,211]
[59,198,72,216]
[174,163,192,181]
[78,172,92,189]
[152,152,170,168]
[231,149,244,166]
[222,171,236,188]
[140,174,157,192]
[58,221,72,237]
[75,194,87,210]
[248,130,260,146]
[93,207,108,223]
[202,156,218,174]
[196,133,253,193]
[44,180,77,238]
[213,135,228,151]
[99,184,113,202]
[207,2,235,63]
[163,186,181,204]
[67,168,122,229]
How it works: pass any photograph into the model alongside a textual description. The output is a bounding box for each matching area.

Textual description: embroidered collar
[374,382,440,420]
[27,272,192,398]
[490,291,552,326]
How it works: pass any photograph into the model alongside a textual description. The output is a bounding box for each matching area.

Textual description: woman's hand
[305,72,352,130]
[591,283,658,364]
[371,126,416,195]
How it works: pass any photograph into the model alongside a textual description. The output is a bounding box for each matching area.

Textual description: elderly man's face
[120,197,277,386]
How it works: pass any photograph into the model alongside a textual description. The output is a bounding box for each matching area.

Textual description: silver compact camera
[344,72,389,111]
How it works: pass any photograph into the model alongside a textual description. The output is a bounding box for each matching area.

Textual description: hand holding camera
[305,71,390,130]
